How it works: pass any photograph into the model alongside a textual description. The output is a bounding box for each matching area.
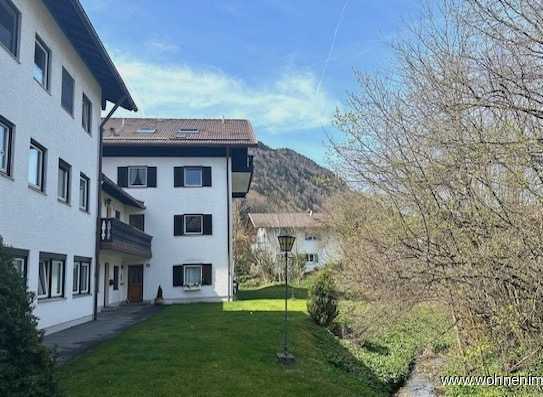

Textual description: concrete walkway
[44,304,162,364]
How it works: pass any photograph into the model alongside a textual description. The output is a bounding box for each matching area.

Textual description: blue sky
[81,0,421,166]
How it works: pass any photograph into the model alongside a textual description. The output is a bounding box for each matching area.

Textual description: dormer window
[175,128,199,139]
[136,128,156,134]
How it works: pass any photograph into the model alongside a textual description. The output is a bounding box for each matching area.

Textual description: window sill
[58,198,71,206]
[79,207,90,214]
[183,285,201,291]
[38,296,66,303]
[28,184,46,195]
[62,106,75,119]
[72,293,91,299]
[0,41,20,63]
[33,78,51,95]
[0,170,13,181]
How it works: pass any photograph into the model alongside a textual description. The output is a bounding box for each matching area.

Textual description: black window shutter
[174,167,184,187]
[203,214,213,235]
[129,214,145,232]
[202,264,212,286]
[147,167,157,187]
[202,167,212,187]
[174,215,184,236]
[118,167,128,187]
[173,265,184,287]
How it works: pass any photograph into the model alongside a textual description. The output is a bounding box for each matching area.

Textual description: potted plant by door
[154,285,164,305]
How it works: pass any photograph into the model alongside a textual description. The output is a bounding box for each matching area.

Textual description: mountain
[241,142,348,213]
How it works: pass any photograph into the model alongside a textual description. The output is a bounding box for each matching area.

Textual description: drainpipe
[93,97,126,321]
[226,147,232,301]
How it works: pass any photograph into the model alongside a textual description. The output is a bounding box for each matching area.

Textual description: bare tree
[331,0,543,371]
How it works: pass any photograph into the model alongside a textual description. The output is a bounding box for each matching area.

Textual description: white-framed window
[12,257,24,274]
[184,214,203,235]
[82,94,92,134]
[58,159,71,203]
[0,0,19,57]
[184,265,202,287]
[73,260,90,295]
[0,118,13,175]
[306,253,319,263]
[38,258,65,299]
[128,166,147,187]
[28,140,45,191]
[79,173,89,211]
[33,36,50,89]
[184,167,202,187]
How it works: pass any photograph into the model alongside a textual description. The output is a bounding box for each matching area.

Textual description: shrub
[0,238,61,397]
[307,270,339,327]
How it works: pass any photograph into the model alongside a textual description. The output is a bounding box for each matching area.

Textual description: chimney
[307,209,313,217]
[221,115,225,124]
[109,127,117,136]
[121,118,126,127]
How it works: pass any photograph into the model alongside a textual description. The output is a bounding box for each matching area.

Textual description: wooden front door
[127,265,143,303]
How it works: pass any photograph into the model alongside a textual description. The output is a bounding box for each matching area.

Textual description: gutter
[226,147,232,301]
[93,97,126,321]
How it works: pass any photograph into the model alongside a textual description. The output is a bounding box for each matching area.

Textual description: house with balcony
[98,174,153,308]
[248,212,340,271]
[0,0,136,333]
[101,118,257,303]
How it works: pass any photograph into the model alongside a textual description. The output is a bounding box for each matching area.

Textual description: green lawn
[58,286,389,397]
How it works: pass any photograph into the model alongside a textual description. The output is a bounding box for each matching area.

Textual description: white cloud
[144,40,179,54]
[111,55,338,133]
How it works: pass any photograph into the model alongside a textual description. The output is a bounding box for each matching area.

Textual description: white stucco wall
[0,0,102,331]
[102,156,233,302]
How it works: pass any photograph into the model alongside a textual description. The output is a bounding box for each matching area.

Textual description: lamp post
[276,234,296,365]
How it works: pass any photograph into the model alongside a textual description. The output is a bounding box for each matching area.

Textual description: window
[128,166,147,187]
[305,233,319,241]
[0,117,13,176]
[305,254,319,263]
[57,159,71,203]
[184,265,202,287]
[33,36,50,89]
[82,94,92,134]
[38,255,65,299]
[79,173,89,211]
[184,167,202,187]
[129,214,144,232]
[61,67,75,115]
[115,210,121,220]
[0,0,19,57]
[6,247,27,282]
[73,259,90,295]
[184,214,203,235]
[173,264,212,287]
[113,266,119,290]
[28,140,46,191]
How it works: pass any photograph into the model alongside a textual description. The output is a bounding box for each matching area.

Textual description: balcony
[232,154,254,198]
[99,218,152,258]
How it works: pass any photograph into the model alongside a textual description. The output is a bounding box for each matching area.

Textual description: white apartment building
[249,212,340,271]
[0,0,136,333]
[101,118,257,304]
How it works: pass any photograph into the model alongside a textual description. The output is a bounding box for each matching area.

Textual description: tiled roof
[103,118,257,146]
[101,174,145,209]
[248,213,326,229]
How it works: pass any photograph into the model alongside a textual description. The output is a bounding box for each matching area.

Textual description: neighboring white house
[101,117,257,303]
[248,212,340,271]
[0,0,136,333]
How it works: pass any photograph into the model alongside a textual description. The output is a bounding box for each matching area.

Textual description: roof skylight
[175,128,199,139]
[136,128,156,134]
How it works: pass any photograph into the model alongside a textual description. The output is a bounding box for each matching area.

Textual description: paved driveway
[43,304,162,364]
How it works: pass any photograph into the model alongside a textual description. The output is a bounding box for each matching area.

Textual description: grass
[58,285,389,397]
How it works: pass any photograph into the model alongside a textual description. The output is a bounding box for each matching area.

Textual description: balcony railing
[100,218,152,258]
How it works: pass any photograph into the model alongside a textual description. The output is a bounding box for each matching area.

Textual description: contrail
[316,0,350,95]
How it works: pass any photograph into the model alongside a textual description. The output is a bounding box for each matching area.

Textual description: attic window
[176,128,199,139]
[137,128,156,134]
